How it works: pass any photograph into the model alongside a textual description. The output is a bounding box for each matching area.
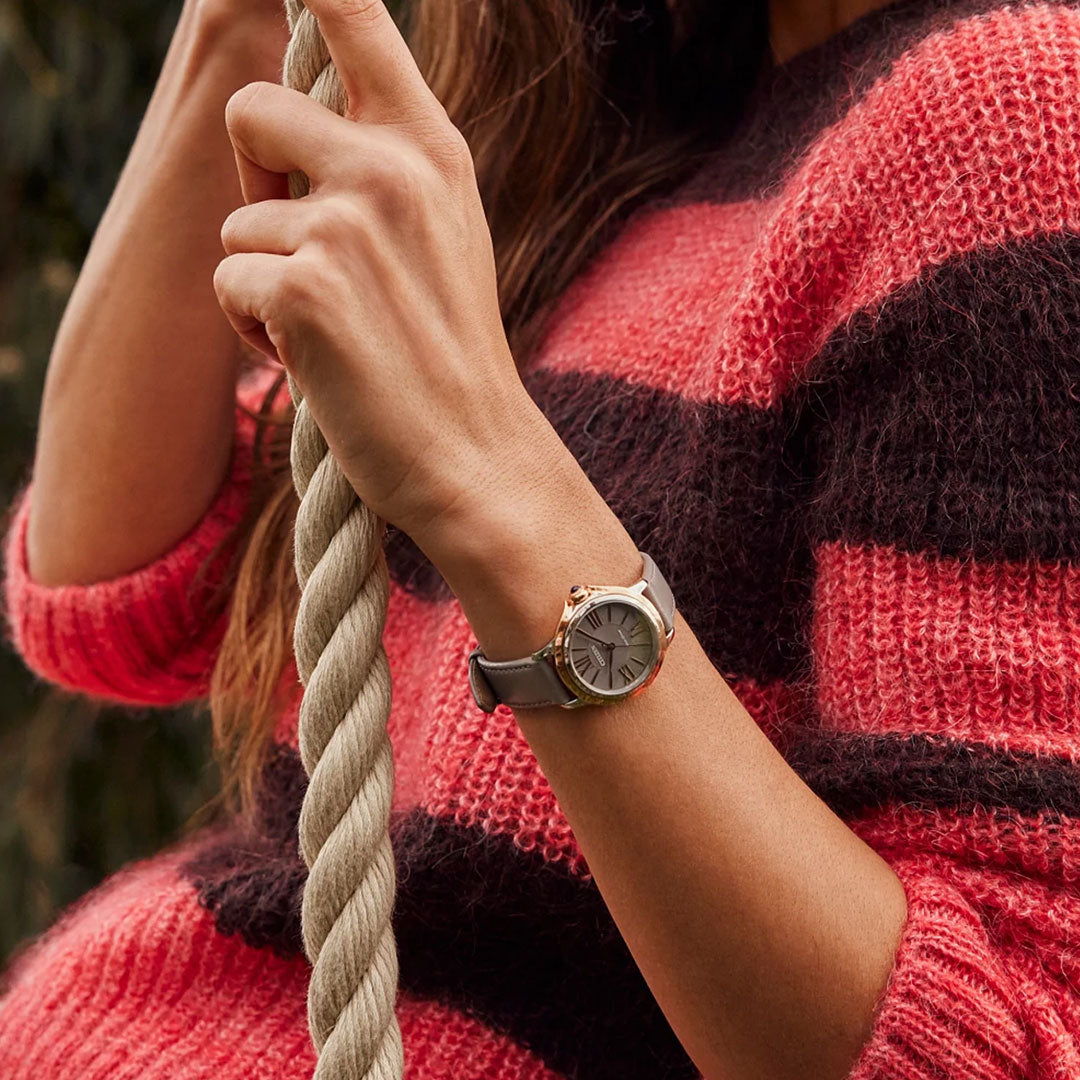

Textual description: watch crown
[569,585,584,601]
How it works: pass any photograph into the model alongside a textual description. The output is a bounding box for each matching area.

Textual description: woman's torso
[5,1,1080,1076]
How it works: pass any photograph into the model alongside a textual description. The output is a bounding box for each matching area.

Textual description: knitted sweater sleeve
[838,838,1077,1080]
[756,9,1080,1076]
[0,364,283,707]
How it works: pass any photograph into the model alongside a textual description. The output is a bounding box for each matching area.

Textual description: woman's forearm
[27,3,287,587]
[413,405,910,1080]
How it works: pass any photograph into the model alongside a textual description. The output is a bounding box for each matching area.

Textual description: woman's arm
[415,433,910,1080]
[26,0,287,588]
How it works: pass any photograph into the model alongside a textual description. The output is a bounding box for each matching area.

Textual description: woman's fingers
[221,200,305,256]
[225,80,421,203]
[220,195,370,257]
[302,0,436,123]
[226,82,348,197]
[230,144,290,207]
[213,251,292,361]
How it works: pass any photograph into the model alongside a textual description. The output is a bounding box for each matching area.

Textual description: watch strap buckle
[468,647,500,713]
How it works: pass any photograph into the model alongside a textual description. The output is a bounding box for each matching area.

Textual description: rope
[282,3,404,1077]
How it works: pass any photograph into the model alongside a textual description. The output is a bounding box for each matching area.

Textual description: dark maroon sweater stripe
[786,731,1080,821]
[801,227,1080,562]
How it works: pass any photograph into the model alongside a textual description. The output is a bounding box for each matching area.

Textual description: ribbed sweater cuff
[848,860,1029,1080]
[1,426,255,708]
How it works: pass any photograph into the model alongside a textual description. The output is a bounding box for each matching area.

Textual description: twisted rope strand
[283,2,404,1076]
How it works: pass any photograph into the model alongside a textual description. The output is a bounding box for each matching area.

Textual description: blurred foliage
[0,0,223,968]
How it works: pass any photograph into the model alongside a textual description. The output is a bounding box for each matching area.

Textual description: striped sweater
[3,0,1080,1076]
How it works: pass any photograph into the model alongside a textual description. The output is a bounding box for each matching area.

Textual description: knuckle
[369,149,432,216]
[383,156,427,211]
[311,195,365,245]
[428,123,475,180]
[224,81,270,135]
[295,199,361,267]
[276,256,325,313]
[219,208,245,253]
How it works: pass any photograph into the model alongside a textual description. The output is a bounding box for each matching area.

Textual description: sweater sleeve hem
[1,407,259,708]
[846,859,1031,1080]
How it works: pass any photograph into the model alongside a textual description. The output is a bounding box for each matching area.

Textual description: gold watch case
[541,580,674,709]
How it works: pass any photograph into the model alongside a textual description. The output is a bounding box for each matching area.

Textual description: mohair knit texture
[4,0,1080,1076]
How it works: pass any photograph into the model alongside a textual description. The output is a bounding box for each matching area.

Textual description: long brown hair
[207,0,770,817]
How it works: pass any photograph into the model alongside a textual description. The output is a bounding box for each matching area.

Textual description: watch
[467,551,676,712]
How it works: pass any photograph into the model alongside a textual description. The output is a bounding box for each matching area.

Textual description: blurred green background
[0,0,221,969]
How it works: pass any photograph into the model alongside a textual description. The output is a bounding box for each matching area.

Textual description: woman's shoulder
[780,0,1080,246]
[532,2,1080,405]
[686,0,1080,400]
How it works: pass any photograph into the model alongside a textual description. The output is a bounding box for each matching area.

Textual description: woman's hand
[213,0,547,544]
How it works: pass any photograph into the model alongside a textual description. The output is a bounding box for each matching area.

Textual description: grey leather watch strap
[468,550,675,712]
[468,647,579,712]
[639,551,675,637]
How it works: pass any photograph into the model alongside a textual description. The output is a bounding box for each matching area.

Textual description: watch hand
[576,630,611,648]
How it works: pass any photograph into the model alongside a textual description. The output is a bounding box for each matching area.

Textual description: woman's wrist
[412,402,643,661]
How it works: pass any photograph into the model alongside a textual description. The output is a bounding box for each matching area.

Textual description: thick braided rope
[283,3,404,1078]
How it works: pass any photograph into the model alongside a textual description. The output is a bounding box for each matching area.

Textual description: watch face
[563,596,661,699]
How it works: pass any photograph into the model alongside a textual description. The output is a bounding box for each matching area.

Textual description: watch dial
[566,599,658,696]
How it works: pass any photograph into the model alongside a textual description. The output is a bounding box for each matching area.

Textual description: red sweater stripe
[813,540,1080,756]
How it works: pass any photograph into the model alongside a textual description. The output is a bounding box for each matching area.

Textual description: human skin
[25,0,290,587]
[212,3,909,1079]
[768,0,893,63]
